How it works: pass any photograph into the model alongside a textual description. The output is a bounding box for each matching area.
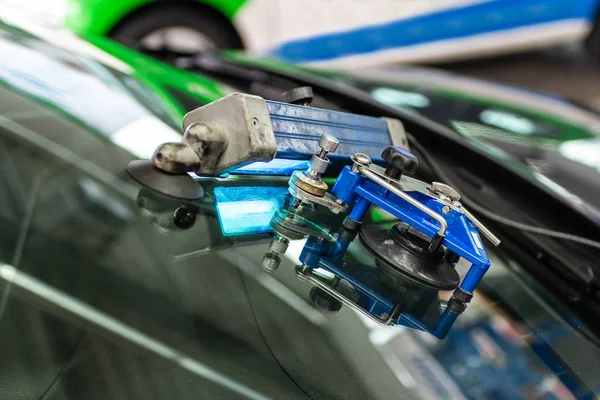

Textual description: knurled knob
[381,146,419,179]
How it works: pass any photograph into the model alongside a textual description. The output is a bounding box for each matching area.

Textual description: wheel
[109,5,243,62]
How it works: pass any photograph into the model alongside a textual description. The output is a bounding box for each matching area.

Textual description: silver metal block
[183,93,278,174]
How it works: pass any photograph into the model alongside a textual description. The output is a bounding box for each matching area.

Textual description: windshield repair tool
[264,140,500,339]
[128,90,498,339]
[127,90,407,199]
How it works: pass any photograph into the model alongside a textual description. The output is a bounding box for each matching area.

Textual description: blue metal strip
[266,100,395,161]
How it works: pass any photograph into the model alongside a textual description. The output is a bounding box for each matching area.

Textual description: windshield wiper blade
[523,232,600,301]
[176,54,272,83]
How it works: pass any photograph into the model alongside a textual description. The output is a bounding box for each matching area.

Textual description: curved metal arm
[359,166,448,237]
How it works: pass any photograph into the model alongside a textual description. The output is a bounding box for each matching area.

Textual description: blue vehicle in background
[31,0,600,67]
[255,0,600,68]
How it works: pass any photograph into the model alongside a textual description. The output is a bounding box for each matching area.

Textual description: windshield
[2,84,600,399]
[351,79,600,223]
[2,24,600,400]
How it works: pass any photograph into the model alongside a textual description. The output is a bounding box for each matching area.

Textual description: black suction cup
[359,224,459,291]
[127,160,203,200]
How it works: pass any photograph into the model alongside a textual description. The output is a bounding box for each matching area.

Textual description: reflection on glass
[233,158,310,175]
[559,138,600,174]
[480,109,536,135]
[214,186,287,236]
[371,88,430,108]
[110,115,182,159]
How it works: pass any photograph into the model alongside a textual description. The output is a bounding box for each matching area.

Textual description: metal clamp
[358,166,448,238]
[288,183,347,214]
[355,163,500,246]
[428,183,500,246]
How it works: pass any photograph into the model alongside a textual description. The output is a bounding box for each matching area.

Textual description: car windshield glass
[364,84,574,140]
[2,81,600,399]
[2,25,600,399]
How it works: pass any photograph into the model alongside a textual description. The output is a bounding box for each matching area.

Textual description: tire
[109,5,243,60]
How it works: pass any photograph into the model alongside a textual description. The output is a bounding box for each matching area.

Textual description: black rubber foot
[360,223,460,291]
[127,160,203,200]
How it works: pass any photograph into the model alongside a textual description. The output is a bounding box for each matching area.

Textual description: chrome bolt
[351,153,372,172]
[380,312,389,320]
[261,253,281,273]
[262,235,289,272]
[352,153,372,166]
[442,205,451,214]
[308,134,338,178]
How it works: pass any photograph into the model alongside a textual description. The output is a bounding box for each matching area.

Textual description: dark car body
[1,16,600,400]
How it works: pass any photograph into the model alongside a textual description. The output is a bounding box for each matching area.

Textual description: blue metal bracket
[298,161,491,339]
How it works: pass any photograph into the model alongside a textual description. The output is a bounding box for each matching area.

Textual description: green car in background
[48,0,600,68]
[63,0,246,54]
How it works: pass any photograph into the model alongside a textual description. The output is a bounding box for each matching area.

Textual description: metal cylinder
[261,253,281,273]
[308,154,329,176]
[318,134,339,153]
[283,86,313,105]
[269,235,290,254]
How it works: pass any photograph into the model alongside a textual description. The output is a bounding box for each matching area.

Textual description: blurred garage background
[4,0,600,108]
